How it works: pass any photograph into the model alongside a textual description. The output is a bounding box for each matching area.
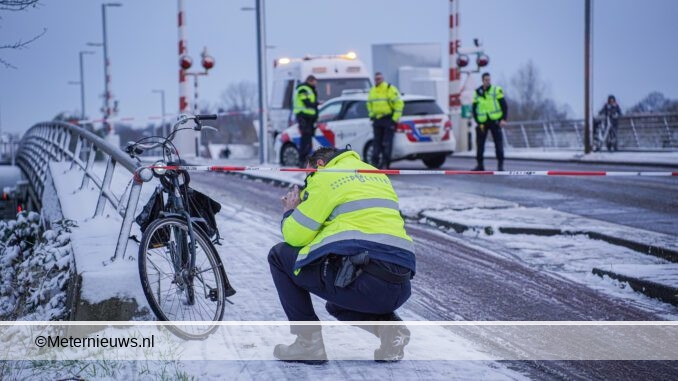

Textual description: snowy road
[396,156,678,235]
[183,171,678,380]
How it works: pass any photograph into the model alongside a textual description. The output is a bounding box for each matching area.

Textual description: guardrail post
[542,122,551,149]
[80,143,96,189]
[94,156,117,217]
[520,124,529,148]
[70,137,83,170]
[58,128,68,161]
[573,120,583,148]
[663,116,673,147]
[62,128,72,158]
[549,122,558,148]
[629,118,641,148]
[111,179,142,263]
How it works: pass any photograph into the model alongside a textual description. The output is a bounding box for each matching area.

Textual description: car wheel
[363,141,373,164]
[280,143,300,167]
[422,154,446,169]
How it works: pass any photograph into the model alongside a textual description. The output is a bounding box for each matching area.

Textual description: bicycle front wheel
[139,217,227,340]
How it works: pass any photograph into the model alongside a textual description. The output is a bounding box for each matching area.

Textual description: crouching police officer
[268,147,416,364]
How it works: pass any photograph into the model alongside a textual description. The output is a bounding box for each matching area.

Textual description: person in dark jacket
[293,75,319,167]
[597,94,623,151]
[472,72,508,171]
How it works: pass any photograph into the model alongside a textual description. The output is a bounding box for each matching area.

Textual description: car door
[313,100,344,149]
[324,100,371,153]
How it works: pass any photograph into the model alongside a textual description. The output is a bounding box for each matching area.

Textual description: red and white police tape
[148,165,678,177]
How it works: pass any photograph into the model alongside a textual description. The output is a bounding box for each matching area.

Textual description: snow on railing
[16,121,142,262]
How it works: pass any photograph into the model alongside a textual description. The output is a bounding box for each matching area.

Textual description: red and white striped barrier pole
[147,165,678,177]
[178,0,189,113]
[449,0,463,149]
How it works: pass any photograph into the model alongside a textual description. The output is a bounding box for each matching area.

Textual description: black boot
[273,331,328,365]
[374,313,411,362]
[497,161,504,171]
[472,163,485,171]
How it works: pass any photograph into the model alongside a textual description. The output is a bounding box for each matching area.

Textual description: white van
[269,52,372,136]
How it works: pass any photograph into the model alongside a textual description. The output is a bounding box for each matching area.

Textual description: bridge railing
[16,121,143,262]
[503,113,678,151]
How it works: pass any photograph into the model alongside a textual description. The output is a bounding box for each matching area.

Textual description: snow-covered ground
[4,151,677,379]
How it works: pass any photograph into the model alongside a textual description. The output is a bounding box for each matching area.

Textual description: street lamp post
[242,0,269,164]
[152,89,167,136]
[101,2,122,144]
[77,51,95,120]
[584,0,593,154]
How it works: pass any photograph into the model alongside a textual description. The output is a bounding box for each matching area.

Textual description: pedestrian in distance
[472,72,508,171]
[268,147,415,364]
[597,94,622,152]
[294,75,319,167]
[367,72,404,169]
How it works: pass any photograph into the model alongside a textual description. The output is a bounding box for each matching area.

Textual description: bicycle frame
[124,113,219,301]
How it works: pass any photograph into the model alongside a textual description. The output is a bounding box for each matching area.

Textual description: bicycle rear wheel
[139,217,227,340]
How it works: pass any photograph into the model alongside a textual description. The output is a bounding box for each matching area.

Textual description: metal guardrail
[503,113,678,151]
[16,121,143,262]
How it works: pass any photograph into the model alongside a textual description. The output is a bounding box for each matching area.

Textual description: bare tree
[627,91,678,114]
[219,81,257,112]
[0,0,39,11]
[506,60,570,121]
[1,0,45,69]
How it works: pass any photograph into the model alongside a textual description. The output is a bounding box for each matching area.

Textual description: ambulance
[269,52,372,135]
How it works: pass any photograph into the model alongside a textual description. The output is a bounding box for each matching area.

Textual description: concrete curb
[592,268,678,307]
[419,214,678,263]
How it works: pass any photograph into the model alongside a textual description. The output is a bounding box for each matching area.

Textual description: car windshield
[403,100,444,116]
[316,78,371,103]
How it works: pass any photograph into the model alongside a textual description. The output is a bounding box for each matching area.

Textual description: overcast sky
[1,0,677,134]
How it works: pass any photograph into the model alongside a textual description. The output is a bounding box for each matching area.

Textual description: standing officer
[268,147,415,364]
[367,72,403,169]
[472,72,508,171]
[294,75,319,167]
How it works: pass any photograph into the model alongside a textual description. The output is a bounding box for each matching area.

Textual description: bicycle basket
[184,186,221,239]
[135,187,164,232]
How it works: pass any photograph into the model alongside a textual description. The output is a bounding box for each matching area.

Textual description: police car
[273,93,455,168]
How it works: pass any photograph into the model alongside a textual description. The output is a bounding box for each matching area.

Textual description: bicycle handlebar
[126,113,218,158]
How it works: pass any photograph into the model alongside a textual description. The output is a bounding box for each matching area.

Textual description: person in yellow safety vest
[367,72,404,169]
[268,147,415,364]
[472,72,508,171]
[294,75,319,167]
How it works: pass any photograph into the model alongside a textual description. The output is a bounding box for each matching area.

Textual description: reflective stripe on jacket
[294,84,317,116]
[473,85,504,123]
[281,150,415,273]
[367,82,404,122]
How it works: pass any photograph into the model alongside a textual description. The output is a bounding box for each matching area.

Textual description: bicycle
[125,113,236,340]
[593,115,617,152]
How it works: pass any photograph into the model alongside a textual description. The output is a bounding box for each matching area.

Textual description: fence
[503,113,678,151]
[15,121,143,262]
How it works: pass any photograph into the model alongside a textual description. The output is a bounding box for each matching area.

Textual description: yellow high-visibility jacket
[281,150,415,273]
[473,85,505,123]
[367,82,404,122]
[294,83,317,117]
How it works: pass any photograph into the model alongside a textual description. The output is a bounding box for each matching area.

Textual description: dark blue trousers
[371,116,396,169]
[268,242,411,335]
[297,116,315,167]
